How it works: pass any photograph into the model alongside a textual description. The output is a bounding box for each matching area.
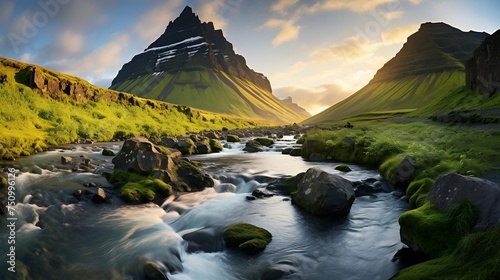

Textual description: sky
[0,0,499,115]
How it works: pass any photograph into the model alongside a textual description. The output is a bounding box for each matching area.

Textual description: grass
[0,57,271,160]
[111,68,309,124]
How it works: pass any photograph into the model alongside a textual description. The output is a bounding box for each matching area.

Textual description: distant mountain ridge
[280,96,311,118]
[111,6,307,123]
[304,22,489,124]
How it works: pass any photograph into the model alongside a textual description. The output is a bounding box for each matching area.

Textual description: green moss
[120,179,172,203]
[223,223,272,255]
[296,136,306,144]
[289,148,302,157]
[399,200,478,258]
[109,169,149,188]
[154,144,171,156]
[226,135,240,142]
[209,139,223,152]
[335,164,352,172]
[254,138,274,147]
[406,178,435,208]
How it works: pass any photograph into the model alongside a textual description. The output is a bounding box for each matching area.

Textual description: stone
[292,168,355,216]
[161,137,178,148]
[254,138,274,147]
[335,164,352,172]
[175,138,197,155]
[251,188,274,198]
[243,140,264,153]
[102,148,115,156]
[246,195,256,201]
[466,30,500,97]
[427,173,500,229]
[182,227,225,253]
[223,223,272,255]
[61,156,73,164]
[205,131,219,139]
[143,262,168,280]
[195,141,212,154]
[112,137,174,175]
[309,153,326,162]
[209,139,223,153]
[289,148,302,157]
[226,134,240,142]
[262,261,297,280]
[388,156,416,188]
[281,148,293,155]
[91,188,106,203]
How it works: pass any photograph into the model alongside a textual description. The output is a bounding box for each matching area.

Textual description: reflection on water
[0,139,408,280]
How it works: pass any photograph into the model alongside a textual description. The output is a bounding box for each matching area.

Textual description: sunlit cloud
[408,0,424,4]
[261,18,301,46]
[133,0,183,42]
[270,61,306,81]
[309,36,377,62]
[381,23,420,43]
[383,10,404,20]
[197,0,228,30]
[308,0,400,13]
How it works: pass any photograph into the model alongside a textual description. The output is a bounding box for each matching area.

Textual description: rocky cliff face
[111,6,271,92]
[466,29,500,97]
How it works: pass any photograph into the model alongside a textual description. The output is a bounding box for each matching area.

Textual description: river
[1,137,408,280]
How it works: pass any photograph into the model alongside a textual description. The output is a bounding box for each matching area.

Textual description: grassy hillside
[0,57,269,160]
[304,71,465,124]
[303,23,489,125]
[110,68,309,124]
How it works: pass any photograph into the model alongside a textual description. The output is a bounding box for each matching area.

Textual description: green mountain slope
[0,56,267,160]
[111,68,308,124]
[303,22,489,125]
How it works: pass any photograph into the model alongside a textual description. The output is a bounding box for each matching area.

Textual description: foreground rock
[292,168,355,216]
[112,137,174,175]
[386,155,416,189]
[243,140,264,153]
[223,223,272,255]
[427,173,500,229]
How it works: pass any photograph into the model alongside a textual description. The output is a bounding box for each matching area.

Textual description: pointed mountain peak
[180,5,193,16]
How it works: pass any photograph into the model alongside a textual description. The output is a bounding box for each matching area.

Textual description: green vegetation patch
[223,223,272,255]
[226,135,240,142]
[406,178,435,209]
[209,139,223,152]
[120,179,172,204]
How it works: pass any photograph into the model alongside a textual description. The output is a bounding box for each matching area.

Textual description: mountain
[110,6,306,124]
[466,29,500,97]
[280,96,311,119]
[0,56,265,160]
[304,22,489,124]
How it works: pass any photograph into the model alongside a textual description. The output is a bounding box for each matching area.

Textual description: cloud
[381,23,420,43]
[408,0,424,4]
[383,10,404,20]
[271,0,299,14]
[133,0,183,43]
[275,83,353,115]
[261,18,301,46]
[310,36,377,62]
[307,0,400,14]
[197,0,229,30]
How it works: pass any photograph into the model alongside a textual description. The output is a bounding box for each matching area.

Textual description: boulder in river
[292,168,355,216]
[427,173,500,229]
[243,140,264,153]
[223,223,272,255]
[91,188,106,203]
[61,156,73,164]
[112,137,173,175]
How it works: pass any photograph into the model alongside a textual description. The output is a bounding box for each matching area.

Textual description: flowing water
[1,137,408,280]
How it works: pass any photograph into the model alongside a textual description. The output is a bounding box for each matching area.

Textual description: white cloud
[197,0,229,30]
[383,10,404,20]
[307,0,400,14]
[408,0,424,4]
[310,36,378,62]
[133,0,183,42]
[55,30,85,56]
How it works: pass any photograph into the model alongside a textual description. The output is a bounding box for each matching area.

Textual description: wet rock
[226,134,240,142]
[387,155,416,188]
[251,188,274,198]
[289,148,302,157]
[112,137,174,175]
[292,168,355,216]
[243,140,264,153]
[80,155,92,166]
[182,227,225,253]
[246,195,256,201]
[102,148,115,156]
[223,223,272,255]
[61,156,73,164]
[335,164,352,172]
[255,138,274,147]
[176,160,214,191]
[195,141,211,154]
[427,173,500,229]
[262,261,298,280]
[161,137,178,148]
[209,139,223,153]
[354,184,384,197]
[175,138,197,155]
[205,131,219,139]
[143,262,168,280]
[91,188,106,203]
[281,148,293,155]
[309,153,326,162]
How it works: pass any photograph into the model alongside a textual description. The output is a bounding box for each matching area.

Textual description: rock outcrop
[466,29,500,97]
[292,168,355,216]
[427,173,500,229]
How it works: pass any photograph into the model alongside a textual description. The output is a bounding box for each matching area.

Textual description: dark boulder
[91,188,106,203]
[112,137,174,175]
[182,227,225,253]
[243,140,264,153]
[61,156,73,164]
[223,223,272,255]
[143,262,168,280]
[255,138,274,147]
[161,137,178,148]
[292,168,355,216]
[427,173,500,229]
[466,30,500,97]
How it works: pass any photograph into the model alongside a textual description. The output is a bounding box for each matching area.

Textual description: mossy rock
[289,148,302,157]
[102,148,115,156]
[255,138,274,147]
[335,164,352,172]
[209,139,223,153]
[223,223,272,255]
[109,169,148,188]
[120,179,172,204]
[226,135,240,142]
[296,136,306,144]
[154,145,171,156]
